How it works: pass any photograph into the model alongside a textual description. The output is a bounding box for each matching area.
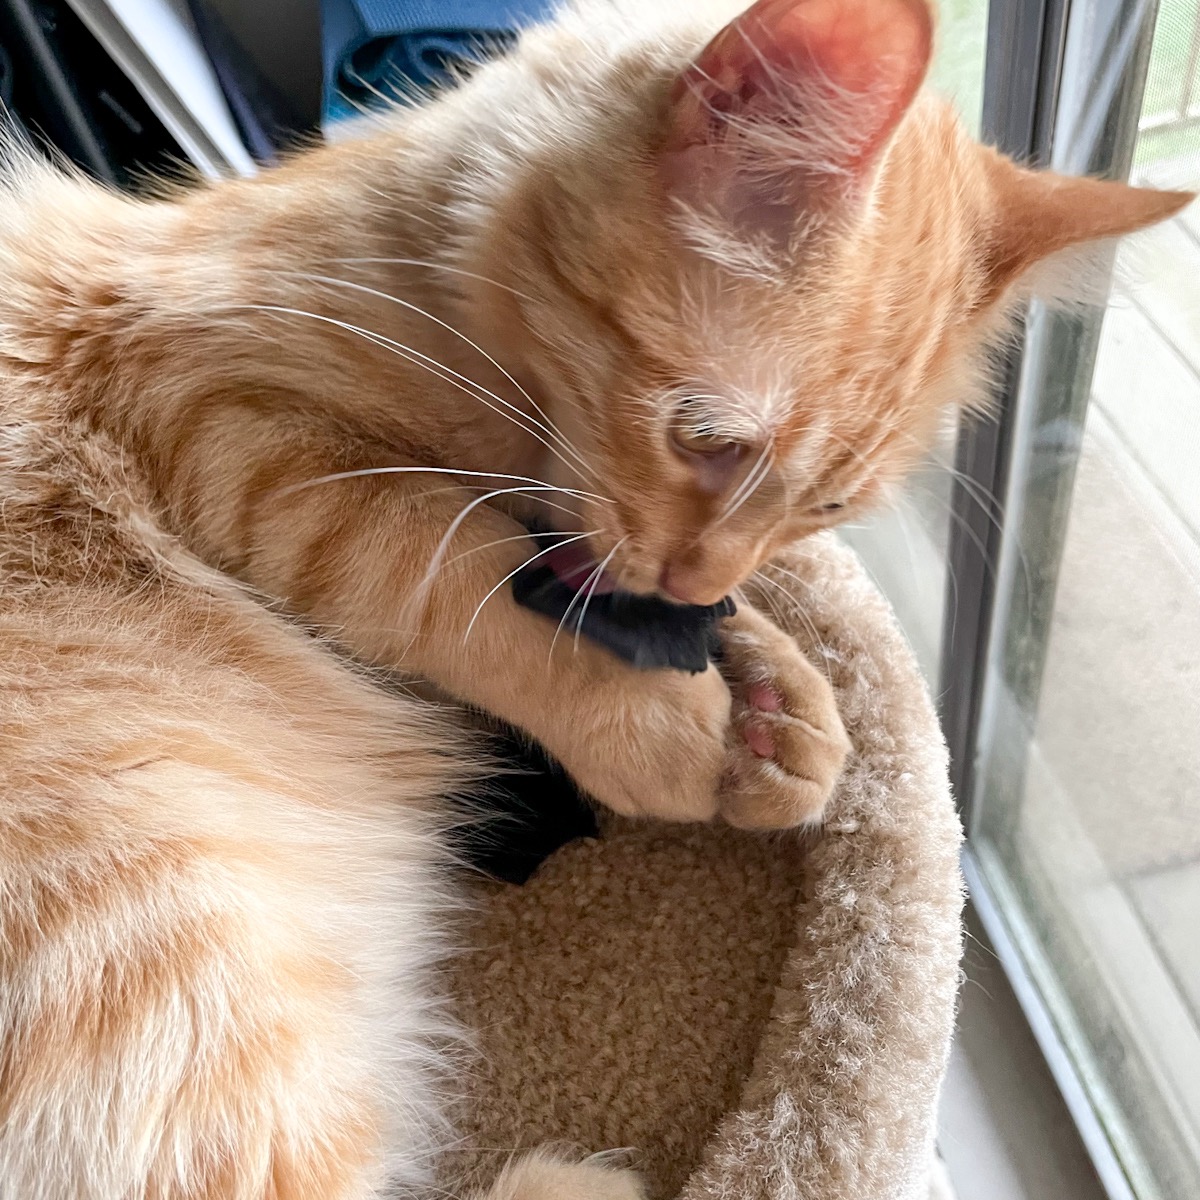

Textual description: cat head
[465,0,1192,605]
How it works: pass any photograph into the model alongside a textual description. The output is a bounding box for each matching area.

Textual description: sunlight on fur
[0,0,1192,1195]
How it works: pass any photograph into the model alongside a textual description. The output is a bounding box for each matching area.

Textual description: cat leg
[174,424,734,825]
[477,1152,646,1200]
[0,760,452,1199]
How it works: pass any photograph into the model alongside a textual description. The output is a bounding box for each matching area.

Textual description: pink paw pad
[743,722,776,759]
[746,681,783,713]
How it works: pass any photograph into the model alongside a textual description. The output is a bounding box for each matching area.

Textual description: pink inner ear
[670,0,933,174]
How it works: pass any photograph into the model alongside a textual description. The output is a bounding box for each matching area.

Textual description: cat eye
[672,435,748,495]
[668,418,748,500]
[667,397,753,493]
[671,427,744,458]
[806,501,847,517]
[668,409,742,460]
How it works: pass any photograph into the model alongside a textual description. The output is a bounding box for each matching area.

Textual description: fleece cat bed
[447,534,965,1200]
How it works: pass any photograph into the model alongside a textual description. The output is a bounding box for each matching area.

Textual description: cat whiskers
[276,467,590,545]
[282,273,601,487]
[328,257,535,303]
[462,530,599,645]
[546,535,628,665]
[748,566,836,689]
[440,529,558,573]
[892,426,1008,539]
[715,435,775,527]
[271,465,610,639]
[409,485,581,629]
[573,537,626,654]
[906,479,1032,635]
[236,301,601,494]
[860,424,1029,630]
[766,562,845,680]
[274,464,607,509]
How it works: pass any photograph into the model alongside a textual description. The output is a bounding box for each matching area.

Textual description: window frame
[942,2,1178,1197]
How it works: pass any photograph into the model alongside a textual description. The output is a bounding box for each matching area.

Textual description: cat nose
[660,561,725,607]
[659,565,694,603]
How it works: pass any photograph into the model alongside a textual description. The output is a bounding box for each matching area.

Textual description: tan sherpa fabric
[448,535,964,1200]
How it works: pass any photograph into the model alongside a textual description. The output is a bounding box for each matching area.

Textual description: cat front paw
[546,657,732,824]
[717,606,850,830]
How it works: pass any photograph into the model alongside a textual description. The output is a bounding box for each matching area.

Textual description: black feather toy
[511,529,735,673]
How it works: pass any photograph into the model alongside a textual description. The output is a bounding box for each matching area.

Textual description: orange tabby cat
[0,0,1189,1194]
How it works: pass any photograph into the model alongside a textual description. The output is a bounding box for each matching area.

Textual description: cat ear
[979,152,1195,301]
[662,0,933,227]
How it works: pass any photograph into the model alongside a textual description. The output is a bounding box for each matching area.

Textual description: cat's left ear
[662,0,933,225]
[977,150,1196,303]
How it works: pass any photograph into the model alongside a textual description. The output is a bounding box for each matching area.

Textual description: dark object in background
[184,0,307,164]
[450,725,599,885]
[0,38,14,105]
[0,0,181,187]
[320,0,556,126]
[0,37,29,139]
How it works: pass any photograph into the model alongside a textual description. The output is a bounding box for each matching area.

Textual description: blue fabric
[321,0,556,127]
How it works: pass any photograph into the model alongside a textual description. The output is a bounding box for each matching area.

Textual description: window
[970,2,1200,1194]
[846,1,1200,1195]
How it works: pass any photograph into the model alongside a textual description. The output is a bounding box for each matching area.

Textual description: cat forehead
[678,363,793,442]
[671,286,910,456]
[679,374,861,466]
[677,350,901,477]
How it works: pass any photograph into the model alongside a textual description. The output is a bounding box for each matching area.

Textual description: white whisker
[463,531,599,645]
[573,537,627,653]
[272,464,608,505]
[370,484,593,641]
[441,529,583,573]
[717,438,774,526]
[237,304,603,493]
[329,257,534,302]
[752,567,835,688]
[415,486,566,607]
[285,273,599,485]
[547,535,628,665]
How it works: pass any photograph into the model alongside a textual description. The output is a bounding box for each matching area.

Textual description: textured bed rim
[453,534,965,1200]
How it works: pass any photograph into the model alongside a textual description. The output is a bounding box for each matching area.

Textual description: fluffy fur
[0,0,1190,1195]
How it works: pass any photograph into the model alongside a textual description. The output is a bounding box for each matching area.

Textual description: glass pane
[839,0,989,682]
[971,1,1200,1195]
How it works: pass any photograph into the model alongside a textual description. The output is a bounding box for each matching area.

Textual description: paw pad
[746,680,783,712]
[742,720,776,759]
[741,680,784,758]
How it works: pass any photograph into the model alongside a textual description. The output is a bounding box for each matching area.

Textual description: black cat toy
[511,527,735,673]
